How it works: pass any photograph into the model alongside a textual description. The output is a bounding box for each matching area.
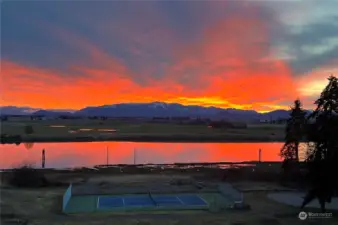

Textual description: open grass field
[1,173,336,225]
[0,119,286,143]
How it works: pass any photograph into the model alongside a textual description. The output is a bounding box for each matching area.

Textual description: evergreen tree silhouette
[301,76,338,212]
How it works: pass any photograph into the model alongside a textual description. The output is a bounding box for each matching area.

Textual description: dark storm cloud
[285,20,338,75]
[1,0,287,84]
[1,1,135,77]
[266,0,338,76]
[2,0,337,89]
[1,1,182,82]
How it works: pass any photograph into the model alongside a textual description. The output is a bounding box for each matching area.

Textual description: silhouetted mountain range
[0,106,75,116]
[0,102,312,121]
[32,110,74,117]
[0,106,41,115]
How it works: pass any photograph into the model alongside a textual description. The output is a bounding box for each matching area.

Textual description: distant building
[259,119,269,123]
[209,121,247,129]
[170,117,190,121]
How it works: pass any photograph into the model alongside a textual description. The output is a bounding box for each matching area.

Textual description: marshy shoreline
[0,160,307,186]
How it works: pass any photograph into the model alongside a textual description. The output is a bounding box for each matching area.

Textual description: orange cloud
[161,3,299,111]
[1,2,304,112]
[1,58,297,112]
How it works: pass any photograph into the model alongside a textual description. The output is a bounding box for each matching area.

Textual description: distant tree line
[269,118,288,124]
[209,120,247,129]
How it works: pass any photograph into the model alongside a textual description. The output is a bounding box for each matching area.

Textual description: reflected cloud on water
[24,143,34,150]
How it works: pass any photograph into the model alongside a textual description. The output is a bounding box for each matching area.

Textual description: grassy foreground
[0,119,285,143]
[1,166,336,225]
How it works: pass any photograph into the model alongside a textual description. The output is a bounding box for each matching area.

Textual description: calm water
[0,142,307,169]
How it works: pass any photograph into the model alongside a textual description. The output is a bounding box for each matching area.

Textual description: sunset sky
[1,0,338,112]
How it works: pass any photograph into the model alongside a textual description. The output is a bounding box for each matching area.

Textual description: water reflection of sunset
[0,142,307,169]
[24,143,34,150]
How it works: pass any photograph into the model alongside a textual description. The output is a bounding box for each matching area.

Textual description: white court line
[234,193,244,204]
[97,196,125,208]
[197,195,209,206]
[176,196,185,205]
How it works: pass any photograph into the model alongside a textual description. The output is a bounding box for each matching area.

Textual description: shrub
[0,134,22,144]
[9,164,48,187]
[1,116,8,121]
[209,121,247,129]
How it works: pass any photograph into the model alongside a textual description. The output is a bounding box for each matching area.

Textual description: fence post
[258,149,262,163]
[134,148,136,165]
[42,149,45,168]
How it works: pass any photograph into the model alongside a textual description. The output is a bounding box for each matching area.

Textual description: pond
[0,142,307,169]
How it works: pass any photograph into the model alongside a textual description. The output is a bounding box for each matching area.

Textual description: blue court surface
[97,194,208,209]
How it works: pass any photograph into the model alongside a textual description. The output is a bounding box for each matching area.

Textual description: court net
[62,183,72,212]
[148,191,157,206]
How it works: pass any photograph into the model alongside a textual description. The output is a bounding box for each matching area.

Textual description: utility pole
[258,149,262,163]
[42,149,45,168]
[134,148,136,165]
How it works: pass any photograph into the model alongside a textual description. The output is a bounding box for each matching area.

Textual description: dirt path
[268,192,338,210]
